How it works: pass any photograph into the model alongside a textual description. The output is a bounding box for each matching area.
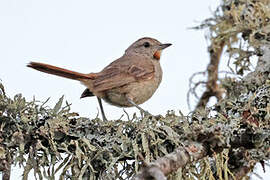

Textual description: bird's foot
[140,109,153,118]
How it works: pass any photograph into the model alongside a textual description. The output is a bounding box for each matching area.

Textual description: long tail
[27,62,95,80]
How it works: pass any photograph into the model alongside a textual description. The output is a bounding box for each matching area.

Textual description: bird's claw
[140,110,153,117]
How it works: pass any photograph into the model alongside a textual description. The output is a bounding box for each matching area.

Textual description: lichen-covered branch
[191,0,270,110]
[1,76,270,179]
[1,0,270,180]
[132,115,270,179]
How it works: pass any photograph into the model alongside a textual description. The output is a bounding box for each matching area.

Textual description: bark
[195,40,225,110]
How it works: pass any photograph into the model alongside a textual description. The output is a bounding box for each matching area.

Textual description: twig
[195,40,225,110]
[0,154,11,180]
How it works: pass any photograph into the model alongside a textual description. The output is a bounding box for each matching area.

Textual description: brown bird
[27,37,171,120]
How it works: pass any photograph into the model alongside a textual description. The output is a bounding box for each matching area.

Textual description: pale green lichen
[2,0,270,179]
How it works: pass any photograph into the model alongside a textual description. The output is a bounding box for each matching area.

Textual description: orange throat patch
[153,50,162,60]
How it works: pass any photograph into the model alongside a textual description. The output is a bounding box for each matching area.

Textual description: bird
[27,37,171,121]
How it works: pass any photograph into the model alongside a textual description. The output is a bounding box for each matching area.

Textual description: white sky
[0,0,268,179]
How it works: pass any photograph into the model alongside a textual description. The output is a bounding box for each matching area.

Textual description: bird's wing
[92,55,155,92]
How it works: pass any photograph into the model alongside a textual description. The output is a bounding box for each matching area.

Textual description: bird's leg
[97,97,107,121]
[126,96,152,117]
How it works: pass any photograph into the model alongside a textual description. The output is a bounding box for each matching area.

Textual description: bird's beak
[153,43,172,60]
[158,43,172,50]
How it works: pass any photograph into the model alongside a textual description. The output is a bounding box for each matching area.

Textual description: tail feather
[27,62,95,80]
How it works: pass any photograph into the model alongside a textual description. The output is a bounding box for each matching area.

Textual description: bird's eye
[143,42,150,48]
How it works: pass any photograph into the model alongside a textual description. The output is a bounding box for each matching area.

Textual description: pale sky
[0,0,268,179]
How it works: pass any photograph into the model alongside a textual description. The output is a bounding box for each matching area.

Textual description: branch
[229,165,254,180]
[195,40,225,110]
[0,158,11,180]
[132,142,206,180]
[132,123,270,179]
[2,1,270,179]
